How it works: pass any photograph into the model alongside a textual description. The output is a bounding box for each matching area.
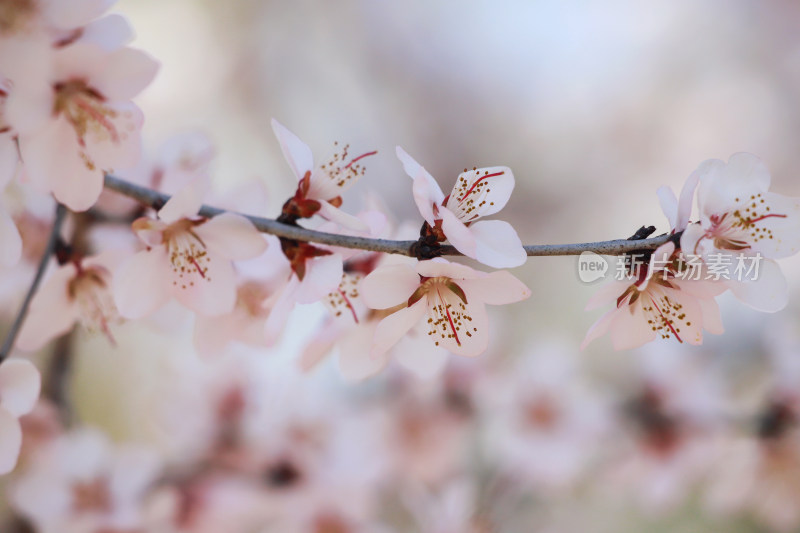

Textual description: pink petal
[293,254,343,305]
[264,279,298,344]
[679,223,704,257]
[700,297,724,336]
[92,47,159,101]
[0,359,41,417]
[337,324,389,381]
[724,258,788,313]
[317,200,369,232]
[113,247,172,319]
[0,409,22,475]
[194,214,267,261]
[20,116,104,211]
[435,298,489,357]
[41,0,116,30]
[584,280,631,311]
[82,101,144,173]
[299,320,339,372]
[609,305,657,350]
[360,263,420,309]
[394,331,449,379]
[16,265,79,351]
[748,192,800,259]
[0,209,22,267]
[458,270,531,306]
[698,154,769,216]
[439,207,477,258]
[370,300,427,360]
[447,165,514,220]
[656,186,678,230]
[79,14,135,51]
[469,219,526,268]
[415,258,479,279]
[271,119,314,181]
[396,146,444,225]
[157,180,207,224]
[171,252,237,316]
[580,308,615,350]
[676,169,700,231]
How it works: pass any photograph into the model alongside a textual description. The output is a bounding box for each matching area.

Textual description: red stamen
[338,289,359,324]
[438,288,461,346]
[648,295,682,343]
[190,257,206,278]
[747,213,787,224]
[344,150,377,169]
[458,171,504,202]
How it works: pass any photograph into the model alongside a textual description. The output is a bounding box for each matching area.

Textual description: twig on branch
[103,174,672,258]
[0,203,68,363]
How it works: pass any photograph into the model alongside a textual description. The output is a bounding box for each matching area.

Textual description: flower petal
[580,308,615,350]
[394,330,449,379]
[16,265,80,351]
[676,169,700,232]
[42,0,116,30]
[0,359,41,417]
[469,220,526,268]
[293,254,344,305]
[360,263,420,309]
[0,409,22,475]
[78,14,135,50]
[92,48,159,101]
[157,180,207,224]
[370,300,426,360]
[433,296,489,357]
[194,214,267,261]
[415,258,480,279]
[447,165,514,220]
[271,119,314,181]
[458,269,531,306]
[316,200,369,232]
[609,305,657,350]
[657,186,678,230]
[748,192,800,259]
[171,252,237,316]
[439,207,477,258]
[397,146,444,225]
[113,247,172,319]
[724,258,788,313]
[337,324,389,381]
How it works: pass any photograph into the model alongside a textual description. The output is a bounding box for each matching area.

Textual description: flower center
[68,265,120,344]
[415,276,472,347]
[0,0,37,34]
[71,476,112,513]
[163,219,211,287]
[326,273,361,323]
[447,167,505,221]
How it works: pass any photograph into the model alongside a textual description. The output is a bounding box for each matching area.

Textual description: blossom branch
[103,174,671,257]
[0,203,68,362]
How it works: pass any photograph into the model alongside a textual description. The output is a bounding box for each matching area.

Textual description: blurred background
[5,0,800,531]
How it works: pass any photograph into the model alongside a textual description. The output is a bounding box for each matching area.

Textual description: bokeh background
[5,1,800,532]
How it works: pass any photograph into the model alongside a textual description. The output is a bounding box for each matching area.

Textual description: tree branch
[103,174,671,257]
[0,203,68,362]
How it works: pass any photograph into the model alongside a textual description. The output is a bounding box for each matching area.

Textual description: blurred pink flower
[396,146,525,268]
[113,182,267,318]
[0,359,40,475]
[361,258,530,358]
[17,250,124,350]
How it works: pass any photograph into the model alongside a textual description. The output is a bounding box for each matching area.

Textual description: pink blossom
[581,242,724,351]
[0,359,40,475]
[272,118,375,231]
[680,153,800,312]
[9,427,162,532]
[6,41,158,211]
[396,146,526,268]
[113,182,268,318]
[361,258,530,359]
[17,250,124,350]
[0,0,117,38]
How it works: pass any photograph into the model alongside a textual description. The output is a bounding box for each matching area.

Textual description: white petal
[93,48,159,101]
[293,254,344,304]
[609,305,657,350]
[271,119,314,181]
[432,296,489,357]
[657,186,678,230]
[447,165,514,220]
[78,14,134,50]
[171,252,237,316]
[397,146,444,225]
[370,300,426,360]
[580,308,615,350]
[360,263,420,309]
[394,330,449,379]
[699,297,724,336]
[17,265,80,351]
[0,359,41,417]
[469,219,526,268]
[584,279,631,311]
[439,207,477,258]
[157,180,207,224]
[113,248,172,319]
[748,193,800,259]
[317,201,369,232]
[676,169,700,231]
[679,223,705,257]
[82,101,144,172]
[724,259,788,313]
[194,214,267,261]
[415,258,480,279]
[42,0,116,30]
[0,208,22,267]
[0,409,22,475]
[458,269,531,306]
